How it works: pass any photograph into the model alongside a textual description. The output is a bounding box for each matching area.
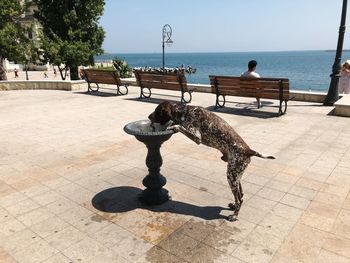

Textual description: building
[19,0,41,44]
[4,0,48,71]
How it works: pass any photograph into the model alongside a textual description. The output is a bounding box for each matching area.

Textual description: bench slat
[140,82,184,91]
[138,75,181,83]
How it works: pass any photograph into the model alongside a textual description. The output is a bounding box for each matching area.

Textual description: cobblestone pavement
[0,86,350,263]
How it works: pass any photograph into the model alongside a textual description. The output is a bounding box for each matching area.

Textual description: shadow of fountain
[92,186,229,221]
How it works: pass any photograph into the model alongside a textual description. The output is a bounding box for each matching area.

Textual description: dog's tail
[249,150,275,159]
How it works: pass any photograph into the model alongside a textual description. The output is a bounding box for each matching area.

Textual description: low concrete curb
[0,80,87,91]
[335,94,350,117]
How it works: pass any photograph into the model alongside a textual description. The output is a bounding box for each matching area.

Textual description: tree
[22,39,41,80]
[33,0,105,80]
[113,57,132,78]
[0,0,29,80]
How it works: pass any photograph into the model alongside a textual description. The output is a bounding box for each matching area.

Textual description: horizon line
[99,49,345,55]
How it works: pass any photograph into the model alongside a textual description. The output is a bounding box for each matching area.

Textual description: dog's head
[148,101,173,125]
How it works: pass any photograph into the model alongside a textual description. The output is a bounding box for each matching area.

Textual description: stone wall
[0,80,87,91]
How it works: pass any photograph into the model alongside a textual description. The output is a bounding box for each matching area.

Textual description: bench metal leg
[257,98,261,109]
[140,87,151,99]
[117,84,128,95]
[88,82,99,92]
[278,100,287,116]
[181,91,192,103]
[215,94,226,109]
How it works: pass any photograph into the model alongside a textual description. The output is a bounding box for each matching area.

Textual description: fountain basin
[123,119,173,143]
[124,120,174,205]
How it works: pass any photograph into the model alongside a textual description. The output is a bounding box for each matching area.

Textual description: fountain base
[139,188,170,205]
[124,120,174,206]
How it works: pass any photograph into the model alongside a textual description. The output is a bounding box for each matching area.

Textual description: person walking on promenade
[44,72,48,78]
[53,68,57,78]
[14,68,19,78]
[79,69,85,80]
[241,60,261,107]
[340,60,350,94]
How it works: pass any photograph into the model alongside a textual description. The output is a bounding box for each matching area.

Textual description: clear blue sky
[100,0,349,53]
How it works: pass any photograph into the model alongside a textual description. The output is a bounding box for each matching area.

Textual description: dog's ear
[158,102,172,125]
[149,101,173,125]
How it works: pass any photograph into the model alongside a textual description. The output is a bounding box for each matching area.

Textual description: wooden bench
[82,69,128,95]
[134,70,193,103]
[209,76,290,115]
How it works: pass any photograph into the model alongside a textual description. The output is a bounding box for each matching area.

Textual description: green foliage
[112,57,132,78]
[0,0,30,80]
[0,22,28,61]
[33,0,105,80]
[23,40,41,66]
[92,66,115,71]
[0,0,23,24]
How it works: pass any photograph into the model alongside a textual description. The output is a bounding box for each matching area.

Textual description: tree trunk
[58,65,66,80]
[70,65,79,80]
[0,58,8,81]
[25,64,29,80]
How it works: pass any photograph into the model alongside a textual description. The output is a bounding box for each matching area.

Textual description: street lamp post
[162,24,173,72]
[324,0,348,106]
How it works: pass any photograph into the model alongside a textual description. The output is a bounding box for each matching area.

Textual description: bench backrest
[134,70,188,92]
[83,69,122,85]
[209,76,289,101]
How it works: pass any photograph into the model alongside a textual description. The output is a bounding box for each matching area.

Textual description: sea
[96,50,348,92]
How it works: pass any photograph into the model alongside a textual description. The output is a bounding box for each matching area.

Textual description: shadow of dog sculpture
[148,101,275,221]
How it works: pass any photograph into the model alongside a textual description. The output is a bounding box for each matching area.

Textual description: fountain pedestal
[124,120,173,205]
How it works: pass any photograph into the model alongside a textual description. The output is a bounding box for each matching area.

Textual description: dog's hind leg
[227,181,240,221]
[226,155,250,221]
[239,182,244,198]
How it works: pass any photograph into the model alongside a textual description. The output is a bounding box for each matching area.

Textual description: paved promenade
[0,86,350,262]
[5,70,70,81]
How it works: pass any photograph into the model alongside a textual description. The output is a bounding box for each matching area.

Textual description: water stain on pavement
[145,220,241,263]
[90,214,106,223]
[263,248,273,255]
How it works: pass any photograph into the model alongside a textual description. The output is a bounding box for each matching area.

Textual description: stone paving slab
[0,86,350,262]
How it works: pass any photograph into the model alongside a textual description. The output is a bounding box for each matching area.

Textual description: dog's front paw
[194,137,201,144]
[167,125,180,133]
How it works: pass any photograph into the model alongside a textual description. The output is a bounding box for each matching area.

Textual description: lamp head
[165,39,173,47]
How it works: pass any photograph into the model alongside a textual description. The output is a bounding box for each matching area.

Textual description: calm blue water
[96,51,346,91]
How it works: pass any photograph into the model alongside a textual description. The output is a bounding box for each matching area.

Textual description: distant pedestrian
[53,68,57,78]
[79,69,85,80]
[14,68,19,78]
[241,60,261,107]
[340,60,350,94]
[44,72,48,78]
